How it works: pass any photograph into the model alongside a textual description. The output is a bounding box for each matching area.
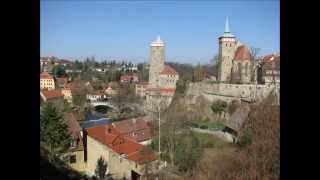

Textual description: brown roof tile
[40,72,54,79]
[160,65,178,75]
[41,90,63,99]
[234,45,252,61]
[85,124,156,163]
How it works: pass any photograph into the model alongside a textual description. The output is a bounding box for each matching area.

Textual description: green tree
[95,156,108,180]
[74,60,83,70]
[40,103,71,163]
[53,65,66,78]
[210,100,227,114]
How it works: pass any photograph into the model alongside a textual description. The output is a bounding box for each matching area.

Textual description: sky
[40,1,279,64]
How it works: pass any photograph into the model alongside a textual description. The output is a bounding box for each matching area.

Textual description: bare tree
[250,47,261,61]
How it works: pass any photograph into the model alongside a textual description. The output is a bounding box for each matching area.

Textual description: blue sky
[41,1,279,64]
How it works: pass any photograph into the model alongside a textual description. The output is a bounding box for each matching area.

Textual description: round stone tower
[149,35,165,86]
[217,17,237,83]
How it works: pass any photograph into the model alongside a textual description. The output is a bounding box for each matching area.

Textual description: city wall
[186,82,279,104]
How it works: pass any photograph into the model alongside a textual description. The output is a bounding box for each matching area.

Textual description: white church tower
[149,35,165,86]
[217,17,237,82]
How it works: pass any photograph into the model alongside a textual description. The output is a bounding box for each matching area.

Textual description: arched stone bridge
[89,101,115,109]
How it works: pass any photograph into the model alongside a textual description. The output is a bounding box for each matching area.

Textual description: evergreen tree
[95,156,108,180]
[53,65,66,78]
[40,103,71,163]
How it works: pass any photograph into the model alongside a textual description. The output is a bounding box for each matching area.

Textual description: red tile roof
[234,45,252,61]
[160,65,178,75]
[112,117,152,142]
[120,75,138,82]
[262,54,280,62]
[40,72,54,79]
[41,90,63,99]
[85,125,156,164]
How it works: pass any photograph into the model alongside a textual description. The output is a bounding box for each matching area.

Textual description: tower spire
[225,16,230,33]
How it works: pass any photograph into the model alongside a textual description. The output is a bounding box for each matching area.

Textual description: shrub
[191,122,199,128]
[200,125,208,129]
[211,100,228,113]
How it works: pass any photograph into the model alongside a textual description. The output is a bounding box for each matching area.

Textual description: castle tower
[149,35,165,86]
[217,17,237,82]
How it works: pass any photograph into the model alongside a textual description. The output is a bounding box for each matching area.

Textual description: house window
[70,155,76,164]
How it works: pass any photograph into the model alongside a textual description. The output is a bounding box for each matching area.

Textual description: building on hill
[111,117,153,145]
[217,17,254,84]
[145,36,179,112]
[257,54,280,85]
[120,74,139,83]
[61,83,73,103]
[231,45,253,84]
[40,90,64,103]
[84,124,158,179]
[40,72,55,90]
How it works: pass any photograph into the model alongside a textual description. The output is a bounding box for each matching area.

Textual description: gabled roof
[234,45,252,61]
[160,65,178,75]
[120,74,138,81]
[262,54,280,62]
[40,72,54,79]
[112,117,152,142]
[85,124,156,164]
[41,90,63,100]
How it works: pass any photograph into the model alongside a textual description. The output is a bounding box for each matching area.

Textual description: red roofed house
[120,74,139,83]
[84,124,158,179]
[111,117,153,145]
[40,90,63,102]
[40,72,55,90]
[40,90,65,111]
[258,54,280,85]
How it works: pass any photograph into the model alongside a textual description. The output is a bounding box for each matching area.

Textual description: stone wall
[186,82,279,104]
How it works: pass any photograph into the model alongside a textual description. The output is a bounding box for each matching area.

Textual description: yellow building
[40,72,55,90]
[62,87,73,103]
